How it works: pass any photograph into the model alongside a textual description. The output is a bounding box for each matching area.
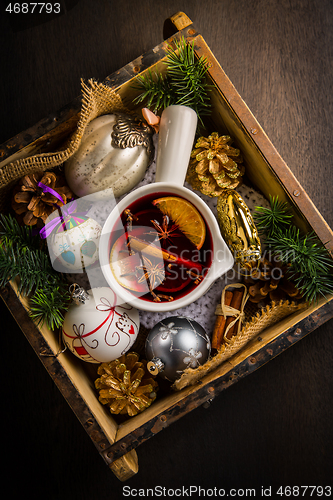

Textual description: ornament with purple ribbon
[42,199,102,273]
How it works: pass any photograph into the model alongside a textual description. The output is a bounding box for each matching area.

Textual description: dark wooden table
[1,1,332,497]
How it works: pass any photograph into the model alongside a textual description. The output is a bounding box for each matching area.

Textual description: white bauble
[65,114,154,199]
[62,287,140,363]
[49,216,102,273]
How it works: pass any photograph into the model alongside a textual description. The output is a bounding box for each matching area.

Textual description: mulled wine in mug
[99,106,234,312]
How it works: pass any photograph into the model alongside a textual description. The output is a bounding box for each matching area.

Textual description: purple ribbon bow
[39,199,81,239]
[38,181,65,206]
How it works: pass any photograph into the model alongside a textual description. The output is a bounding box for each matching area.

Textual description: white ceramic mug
[99,105,234,312]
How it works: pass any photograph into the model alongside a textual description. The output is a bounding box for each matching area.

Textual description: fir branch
[133,37,211,123]
[0,214,62,295]
[133,70,176,113]
[0,213,70,329]
[29,285,70,331]
[0,242,59,296]
[0,213,42,250]
[267,226,333,276]
[166,38,211,120]
[254,196,293,237]
[293,273,333,304]
[254,196,333,304]
[267,227,333,303]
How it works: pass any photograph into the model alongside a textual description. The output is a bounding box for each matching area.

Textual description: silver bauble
[65,113,154,199]
[145,316,211,382]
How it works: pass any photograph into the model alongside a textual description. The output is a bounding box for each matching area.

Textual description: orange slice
[152,196,206,249]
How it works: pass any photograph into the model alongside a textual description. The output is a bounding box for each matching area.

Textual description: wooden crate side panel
[0,99,81,167]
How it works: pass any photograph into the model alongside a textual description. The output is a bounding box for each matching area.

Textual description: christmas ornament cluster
[4,44,333,420]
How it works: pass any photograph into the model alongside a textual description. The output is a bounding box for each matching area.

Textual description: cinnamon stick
[128,236,203,272]
[212,290,233,350]
[223,289,245,341]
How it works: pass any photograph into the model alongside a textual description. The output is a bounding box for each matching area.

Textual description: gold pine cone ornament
[186,132,245,197]
[95,352,158,416]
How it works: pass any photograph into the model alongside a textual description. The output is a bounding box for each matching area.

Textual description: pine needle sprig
[133,70,176,113]
[0,242,59,296]
[133,37,212,123]
[269,227,333,276]
[0,213,42,250]
[0,213,71,329]
[266,227,333,303]
[254,196,293,237]
[166,38,211,119]
[29,285,70,330]
[254,196,333,304]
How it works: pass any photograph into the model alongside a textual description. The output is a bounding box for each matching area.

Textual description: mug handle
[155,105,198,186]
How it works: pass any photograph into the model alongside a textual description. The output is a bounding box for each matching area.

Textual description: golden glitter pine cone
[95,352,158,417]
[11,171,73,226]
[186,132,245,197]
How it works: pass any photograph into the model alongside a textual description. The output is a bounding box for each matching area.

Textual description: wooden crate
[1,12,333,481]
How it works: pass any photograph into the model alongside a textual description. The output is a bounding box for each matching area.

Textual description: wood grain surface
[1,0,332,496]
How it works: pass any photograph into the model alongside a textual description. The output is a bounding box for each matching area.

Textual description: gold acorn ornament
[216,189,261,270]
[95,352,158,416]
[186,132,245,197]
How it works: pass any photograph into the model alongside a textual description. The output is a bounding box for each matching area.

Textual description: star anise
[137,255,173,302]
[137,255,165,289]
[11,171,73,226]
[148,215,181,247]
[95,352,158,416]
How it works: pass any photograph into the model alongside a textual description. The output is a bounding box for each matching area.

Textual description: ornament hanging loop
[69,283,90,305]
[147,357,165,376]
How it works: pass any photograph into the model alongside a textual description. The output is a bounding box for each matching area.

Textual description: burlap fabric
[172,299,308,390]
[0,79,129,211]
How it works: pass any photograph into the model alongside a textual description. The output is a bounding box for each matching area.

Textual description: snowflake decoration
[183,348,202,368]
[159,322,178,340]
